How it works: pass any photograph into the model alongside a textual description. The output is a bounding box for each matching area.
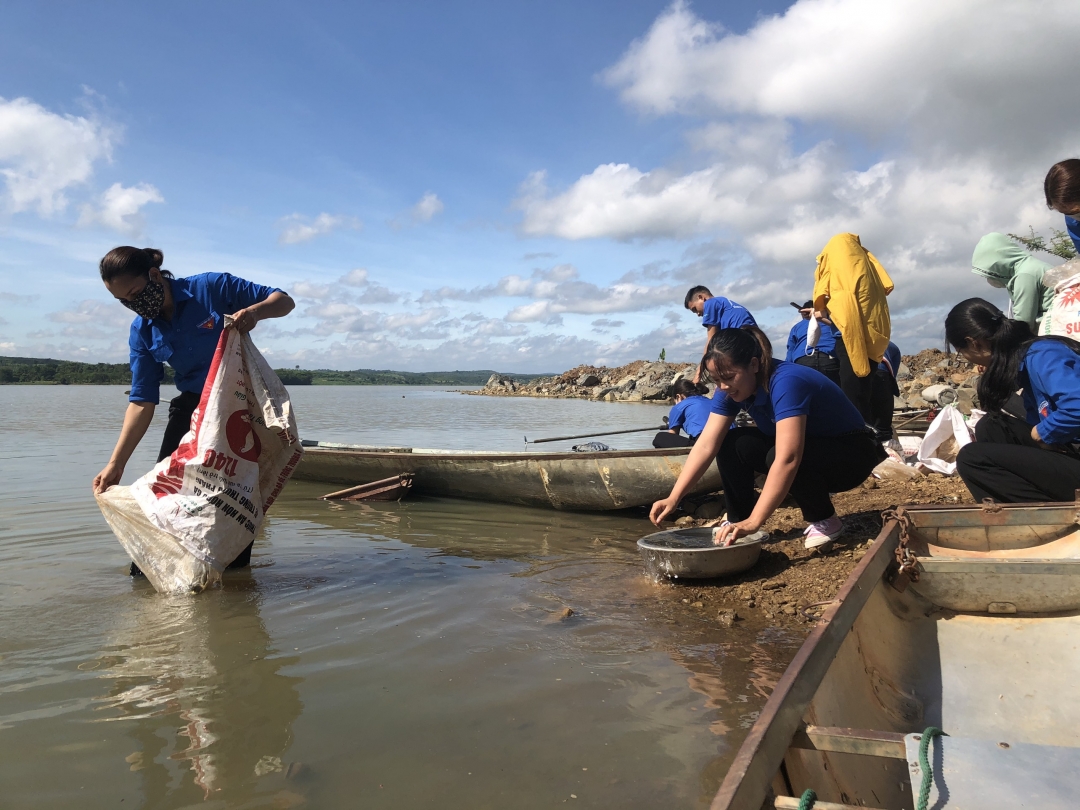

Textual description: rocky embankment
[473,348,981,410]
[473,360,698,402]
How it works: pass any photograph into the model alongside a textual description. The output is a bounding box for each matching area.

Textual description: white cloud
[0,95,118,216]
[78,182,164,235]
[340,268,368,287]
[277,212,362,244]
[411,191,444,223]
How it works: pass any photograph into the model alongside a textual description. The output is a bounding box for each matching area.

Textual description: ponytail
[99,246,173,283]
[945,297,1080,411]
[702,324,775,391]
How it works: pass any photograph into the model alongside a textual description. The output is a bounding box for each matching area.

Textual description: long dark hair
[99,246,173,282]
[701,325,775,392]
[944,298,1080,411]
[1045,159,1080,212]
[670,378,709,398]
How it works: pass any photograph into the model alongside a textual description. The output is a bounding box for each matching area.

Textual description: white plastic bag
[806,314,821,348]
[96,319,303,594]
[916,405,972,476]
[1042,258,1080,338]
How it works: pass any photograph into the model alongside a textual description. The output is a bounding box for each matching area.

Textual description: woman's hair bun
[143,248,164,268]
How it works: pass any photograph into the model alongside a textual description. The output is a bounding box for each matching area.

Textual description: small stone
[863,478,878,490]
[558,607,575,620]
[782,606,797,616]
[762,581,785,590]
[691,601,704,608]
[674,516,695,527]
[764,612,775,620]
[717,609,740,627]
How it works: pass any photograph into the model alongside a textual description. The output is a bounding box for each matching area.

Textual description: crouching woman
[649,328,884,549]
[947,298,1080,503]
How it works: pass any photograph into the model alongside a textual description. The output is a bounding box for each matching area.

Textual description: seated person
[786,300,843,388]
[869,341,902,444]
[684,285,757,383]
[947,298,1080,503]
[970,233,1054,333]
[650,327,884,550]
[653,379,713,448]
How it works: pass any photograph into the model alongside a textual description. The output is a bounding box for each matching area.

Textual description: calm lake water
[0,385,801,809]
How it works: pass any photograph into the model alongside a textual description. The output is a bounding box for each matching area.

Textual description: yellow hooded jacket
[812,233,893,377]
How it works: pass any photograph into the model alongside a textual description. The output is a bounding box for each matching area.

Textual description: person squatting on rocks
[91,246,295,573]
[970,233,1054,333]
[812,233,893,423]
[650,326,885,550]
[1044,158,1080,256]
[684,285,756,384]
[947,298,1080,503]
[653,379,712,448]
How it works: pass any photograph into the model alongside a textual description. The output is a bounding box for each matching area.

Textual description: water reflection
[92,578,303,807]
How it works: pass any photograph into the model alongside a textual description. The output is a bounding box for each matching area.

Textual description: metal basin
[638,527,765,580]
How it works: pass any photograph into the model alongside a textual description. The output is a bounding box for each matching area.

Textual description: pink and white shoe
[804,515,844,549]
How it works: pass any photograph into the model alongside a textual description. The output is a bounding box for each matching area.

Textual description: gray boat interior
[715,502,1080,810]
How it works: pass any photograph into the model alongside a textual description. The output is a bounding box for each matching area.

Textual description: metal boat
[713,501,1080,809]
[293,441,723,511]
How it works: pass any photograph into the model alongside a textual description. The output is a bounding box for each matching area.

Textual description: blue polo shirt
[667,395,713,438]
[701,296,756,330]
[1066,216,1080,255]
[128,273,283,404]
[1020,339,1080,445]
[785,318,839,361]
[711,360,867,437]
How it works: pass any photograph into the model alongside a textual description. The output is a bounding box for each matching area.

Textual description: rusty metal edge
[709,517,902,810]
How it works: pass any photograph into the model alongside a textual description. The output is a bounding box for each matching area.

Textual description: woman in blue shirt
[650,327,884,549]
[786,300,843,387]
[91,247,294,568]
[947,298,1080,503]
[653,379,712,448]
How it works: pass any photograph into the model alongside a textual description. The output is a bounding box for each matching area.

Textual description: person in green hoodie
[970,233,1055,333]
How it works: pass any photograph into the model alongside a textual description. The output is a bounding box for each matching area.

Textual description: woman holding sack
[946,298,1080,503]
[91,246,294,571]
[649,327,884,550]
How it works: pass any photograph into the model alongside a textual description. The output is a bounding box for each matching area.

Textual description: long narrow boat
[292,441,723,511]
[714,501,1080,809]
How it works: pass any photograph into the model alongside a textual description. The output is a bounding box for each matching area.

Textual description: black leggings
[134,391,253,572]
[956,412,1080,503]
[869,368,896,443]
[653,431,694,448]
[718,427,884,523]
[834,337,874,423]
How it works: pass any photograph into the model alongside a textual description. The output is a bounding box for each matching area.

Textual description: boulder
[485,373,517,392]
[919,383,953,405]
[896,362,912,381]
[956,387,976,414]
[636,383,668,400]
[577,373,601,387]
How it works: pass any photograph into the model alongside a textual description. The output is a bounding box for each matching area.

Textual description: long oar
[525,425,666,445]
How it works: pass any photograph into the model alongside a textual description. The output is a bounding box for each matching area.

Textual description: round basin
[638,527,765,580]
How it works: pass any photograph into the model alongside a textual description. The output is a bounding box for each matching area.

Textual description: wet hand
[93,461,123,494]
[713,518,760,547]
[649,497,678,526]
[228,308,259,333]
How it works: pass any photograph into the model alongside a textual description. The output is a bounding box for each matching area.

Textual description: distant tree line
[0,356,542,387]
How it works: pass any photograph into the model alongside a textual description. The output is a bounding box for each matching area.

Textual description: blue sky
[1,0,1077,371]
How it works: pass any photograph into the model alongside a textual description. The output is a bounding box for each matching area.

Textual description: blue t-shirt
[1066,216,1080,255]
[129,273,284,403]
[701,296,756,330]
[1020,339,1080,445]
[785,318,839,361]
[711,361,867,437]
[667,395,713,438]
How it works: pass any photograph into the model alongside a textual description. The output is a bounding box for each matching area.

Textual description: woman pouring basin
[91,246,295,571]
[650,327,884,550]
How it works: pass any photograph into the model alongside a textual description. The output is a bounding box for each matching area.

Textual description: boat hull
[292,444,723,511]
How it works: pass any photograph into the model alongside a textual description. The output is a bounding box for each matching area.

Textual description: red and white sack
[96,318,303,594]
[1042,257,1080,337]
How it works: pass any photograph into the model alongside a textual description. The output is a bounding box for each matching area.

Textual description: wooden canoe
[714,501,1080,810]
[292,441,723,511]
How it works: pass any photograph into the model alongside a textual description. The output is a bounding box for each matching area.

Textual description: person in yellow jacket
[812,233,893,421]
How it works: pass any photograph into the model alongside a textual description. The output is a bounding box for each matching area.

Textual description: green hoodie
[971,232,1055,331]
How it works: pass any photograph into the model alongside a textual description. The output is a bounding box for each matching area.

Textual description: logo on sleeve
[1040,400,1050,419]
[198,316,216,330]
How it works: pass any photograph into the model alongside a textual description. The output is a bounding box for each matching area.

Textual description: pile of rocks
[475,360,700,402]
[895,348,979,414]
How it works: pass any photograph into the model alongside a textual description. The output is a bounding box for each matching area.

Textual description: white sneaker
[804,515,844,549]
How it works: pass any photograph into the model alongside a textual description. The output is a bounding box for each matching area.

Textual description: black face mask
[120,278,165,320]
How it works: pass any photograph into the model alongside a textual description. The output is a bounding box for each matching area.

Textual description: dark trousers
[869,368,896,443]
[834,338,874,423]
[956,412,1080,503]
[131,391,253,574]
[717,427,884,523]
[793,351,842,389]
[653,431,693,448]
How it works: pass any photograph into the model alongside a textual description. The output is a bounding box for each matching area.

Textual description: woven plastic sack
[1042,257,1080,338]
[96,318,303,594]
[916,405,971,476]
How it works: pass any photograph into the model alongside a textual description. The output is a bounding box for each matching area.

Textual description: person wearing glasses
[91,246,294,572]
